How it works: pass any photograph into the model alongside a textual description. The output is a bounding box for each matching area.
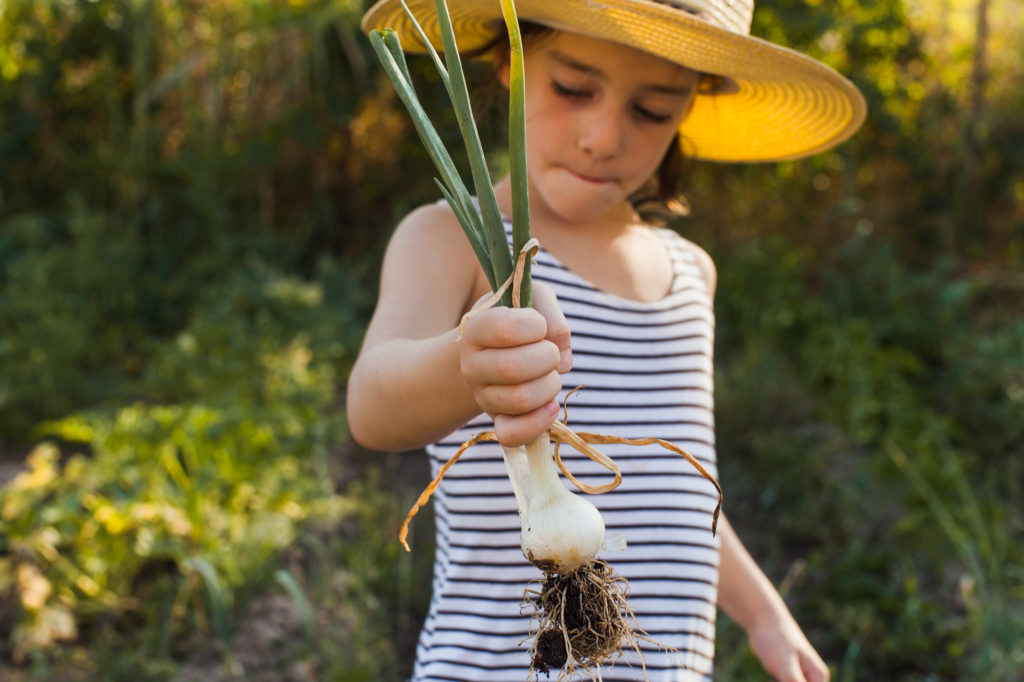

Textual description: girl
[350,0,865,680]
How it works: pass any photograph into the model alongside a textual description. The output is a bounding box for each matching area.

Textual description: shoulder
[388,199,469,254]
[662,229,716,299]
[384,199,476,272]
[380,199,489,315]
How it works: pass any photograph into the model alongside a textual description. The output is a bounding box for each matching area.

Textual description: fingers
[462,282,571,369]
[749,621,829,682]
[781,656,806,682]
[457,289,574,447]
[465,340,561,386]
[459,308,562,445]
[532,282,572,372]
[800,651,830,682]
[460,307,560,386]
[773,649,829,682]
[471,357,563,412]
[493,400,560,447]
[462,303,548,348]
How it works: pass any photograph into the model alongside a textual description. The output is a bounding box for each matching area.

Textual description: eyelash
[551,81,672,124]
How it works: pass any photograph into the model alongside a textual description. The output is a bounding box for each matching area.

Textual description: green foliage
[0,245,362,669]
[0,209,149,438]
[142,257,362,411]
[710,234,1024,680]
[327,461,435,681]
[0,402,348,663]
[0,0,444,445]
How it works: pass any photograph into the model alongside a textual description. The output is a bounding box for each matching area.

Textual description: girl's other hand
[749,615,830,682]
[458,282,572,447]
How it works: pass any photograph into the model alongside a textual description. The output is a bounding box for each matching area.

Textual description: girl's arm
[717,515,830,682]
[346,202,572,452]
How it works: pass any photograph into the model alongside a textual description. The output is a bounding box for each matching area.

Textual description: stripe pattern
[414,225,720,681]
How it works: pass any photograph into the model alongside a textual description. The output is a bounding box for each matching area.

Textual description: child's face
[503,30,699,225]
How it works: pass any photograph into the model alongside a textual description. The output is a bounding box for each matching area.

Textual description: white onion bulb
[502,435,605,574]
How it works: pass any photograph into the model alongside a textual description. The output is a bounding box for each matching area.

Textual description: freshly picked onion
[504,435,606,574]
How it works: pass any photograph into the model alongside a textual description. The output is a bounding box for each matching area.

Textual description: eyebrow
[548,50,694,97]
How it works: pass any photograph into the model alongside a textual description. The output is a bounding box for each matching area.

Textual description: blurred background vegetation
[0,0,1021,680]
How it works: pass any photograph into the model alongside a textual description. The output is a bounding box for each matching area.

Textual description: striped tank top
[414,223,721,681]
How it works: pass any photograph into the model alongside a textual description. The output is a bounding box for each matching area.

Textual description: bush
[0,262,359,667]
[709,234,1024,680]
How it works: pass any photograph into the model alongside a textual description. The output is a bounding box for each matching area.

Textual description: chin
[536,178,625,223]
[545,197,615,224]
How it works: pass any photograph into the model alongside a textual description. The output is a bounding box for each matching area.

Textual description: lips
[567,169,613,185]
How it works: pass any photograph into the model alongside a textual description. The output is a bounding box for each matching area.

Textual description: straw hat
[361,0,866,162]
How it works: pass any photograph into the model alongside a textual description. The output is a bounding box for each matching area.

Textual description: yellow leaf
[12,603,77,662]
[162,505,192,536]
[17,563,51,611]
[33,526,61,562]
[8,443,58,491]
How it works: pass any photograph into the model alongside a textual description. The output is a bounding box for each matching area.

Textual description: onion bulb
[502,434,605,574]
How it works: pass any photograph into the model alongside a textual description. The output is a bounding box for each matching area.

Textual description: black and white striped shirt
[414,224,720,681]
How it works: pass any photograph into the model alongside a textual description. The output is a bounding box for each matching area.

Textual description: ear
[495,52,512,90]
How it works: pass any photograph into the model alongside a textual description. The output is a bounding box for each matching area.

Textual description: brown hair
[469,22,694,224]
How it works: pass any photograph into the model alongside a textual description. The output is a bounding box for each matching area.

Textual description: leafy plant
[0,403,348,663]
[0,259,359,665]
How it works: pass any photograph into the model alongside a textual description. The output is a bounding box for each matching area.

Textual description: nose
[577,106,626,160]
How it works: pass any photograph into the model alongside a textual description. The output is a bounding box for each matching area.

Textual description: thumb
[531,281,572,373]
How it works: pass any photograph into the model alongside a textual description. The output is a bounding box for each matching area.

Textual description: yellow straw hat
[361,0,866,162]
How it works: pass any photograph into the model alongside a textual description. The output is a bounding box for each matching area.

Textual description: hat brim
[361,0,866,162]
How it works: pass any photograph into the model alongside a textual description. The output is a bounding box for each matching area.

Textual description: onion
[503,435,605,574]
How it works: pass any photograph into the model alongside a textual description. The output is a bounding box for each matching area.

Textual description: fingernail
[544,399,560,418]
[559,349,573,372]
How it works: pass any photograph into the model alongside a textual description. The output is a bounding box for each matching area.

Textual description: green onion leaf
[370,0,531,306]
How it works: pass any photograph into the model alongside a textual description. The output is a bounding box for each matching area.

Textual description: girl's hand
[748,615,830,682]
[458,282,572,447]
